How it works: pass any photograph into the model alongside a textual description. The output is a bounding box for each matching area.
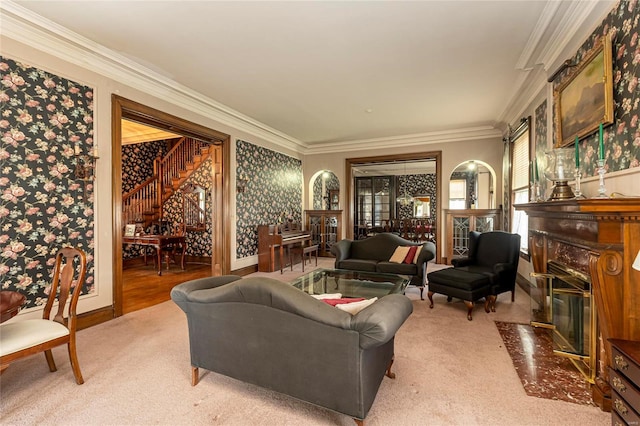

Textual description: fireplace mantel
[517,198,640,411]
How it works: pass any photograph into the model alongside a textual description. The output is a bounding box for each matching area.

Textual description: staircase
[122,137,210,231]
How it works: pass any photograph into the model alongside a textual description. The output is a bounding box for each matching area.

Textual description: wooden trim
[77,306,115,330]
[112,95,230,318]
[345,151,442,263]
[231,264,259,277]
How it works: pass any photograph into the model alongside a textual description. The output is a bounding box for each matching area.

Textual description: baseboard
[232,264,258,277]
[516,273,531,295]
[77,306,114,330]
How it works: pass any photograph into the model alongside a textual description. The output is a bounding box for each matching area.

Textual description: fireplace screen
[530,261,595,382]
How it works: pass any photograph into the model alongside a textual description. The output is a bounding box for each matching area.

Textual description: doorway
[345,151,442,263]
[112,95,231,317]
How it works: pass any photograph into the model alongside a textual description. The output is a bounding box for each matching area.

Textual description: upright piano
[258,224,311,272]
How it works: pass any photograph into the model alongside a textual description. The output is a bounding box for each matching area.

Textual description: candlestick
[599,123,604,160]
[575,136,580,168]
[596,159,607,198]
[574,166,585,199]
[534,156,539,181]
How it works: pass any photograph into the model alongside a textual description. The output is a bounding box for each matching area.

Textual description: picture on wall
[554,34,613,148]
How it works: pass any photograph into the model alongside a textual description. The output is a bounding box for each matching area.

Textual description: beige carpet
[0,259,610,425]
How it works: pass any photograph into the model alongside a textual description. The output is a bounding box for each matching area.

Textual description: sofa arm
[415,241,436,277]
[351,294,413,349]
[330,239,352,262]
[170,275,243,312]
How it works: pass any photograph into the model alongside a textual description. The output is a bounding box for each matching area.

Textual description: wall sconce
[237,175,248,193]
[74,146,99,181]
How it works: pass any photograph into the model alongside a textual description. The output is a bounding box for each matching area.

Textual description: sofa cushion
[336,259,378,272]
[412,246,423,263]
[376,261,417,276]
[336,297,378,315]
[389,246,411,263]
[403,246,418,264]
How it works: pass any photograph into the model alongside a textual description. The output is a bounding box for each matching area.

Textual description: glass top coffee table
[290,268,410,299]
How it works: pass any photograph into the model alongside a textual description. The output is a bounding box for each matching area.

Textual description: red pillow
[322,298,366,306]
[403,246,418,264]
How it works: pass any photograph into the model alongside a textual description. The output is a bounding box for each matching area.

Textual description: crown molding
[515,1,562,70]
[498,65,548,130]
[0,1,307,153]
[305,126,503,155]
[538,0,615,72]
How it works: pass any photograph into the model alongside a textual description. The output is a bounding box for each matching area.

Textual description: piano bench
[301,244,319,272]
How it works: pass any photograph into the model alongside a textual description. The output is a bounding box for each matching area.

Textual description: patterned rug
[495,321,595,406]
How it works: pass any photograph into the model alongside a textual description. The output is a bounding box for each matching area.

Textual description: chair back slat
[43,247,87,326]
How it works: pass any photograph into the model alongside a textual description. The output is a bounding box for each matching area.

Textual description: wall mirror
[313,170,340,210]
[449,161,495,209]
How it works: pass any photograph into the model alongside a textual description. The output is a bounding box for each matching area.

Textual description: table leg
[180,242,186,270]
[155,245,162,276]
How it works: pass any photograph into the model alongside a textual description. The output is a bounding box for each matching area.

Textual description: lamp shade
[633,249,640,271]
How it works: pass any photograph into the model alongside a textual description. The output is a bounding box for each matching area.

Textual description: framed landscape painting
[554,34,613,147]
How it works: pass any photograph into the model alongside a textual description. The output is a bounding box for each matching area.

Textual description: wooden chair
[0,247,87,384]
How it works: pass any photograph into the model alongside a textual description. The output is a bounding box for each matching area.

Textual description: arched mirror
[312,170,340,210]
[449,161,495,209]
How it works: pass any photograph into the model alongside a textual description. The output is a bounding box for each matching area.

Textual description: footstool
[426,268,493,320]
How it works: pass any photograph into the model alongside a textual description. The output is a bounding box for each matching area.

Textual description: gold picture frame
[554,34,613,148]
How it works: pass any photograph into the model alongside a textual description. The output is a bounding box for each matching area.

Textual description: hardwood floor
[122,262,212,314]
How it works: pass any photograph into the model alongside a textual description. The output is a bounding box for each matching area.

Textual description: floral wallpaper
[558,0,640,176]
[312,171,340,210]
[236,140,303,259]
[534,100,549,198]
[121,140,169,194]
[0,56,95,309]
[396,174,437,221]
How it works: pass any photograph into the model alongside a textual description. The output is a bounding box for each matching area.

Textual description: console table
[123,234,186,275]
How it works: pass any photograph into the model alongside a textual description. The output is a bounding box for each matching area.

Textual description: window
[510,118,530,253]
[449,179,467,209]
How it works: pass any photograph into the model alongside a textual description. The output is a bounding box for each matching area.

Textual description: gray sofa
[330,233,436,300]
[171,275,413,424]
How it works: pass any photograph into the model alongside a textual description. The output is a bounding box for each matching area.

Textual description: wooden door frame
[345,151,442,264]
[112,95,231,317]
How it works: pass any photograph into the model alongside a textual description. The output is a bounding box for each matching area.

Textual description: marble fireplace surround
[517,198,640,412]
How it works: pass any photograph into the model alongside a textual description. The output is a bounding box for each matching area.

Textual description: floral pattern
[235,140,302,258]
[0,56,95,309]
[557,0,640,176]
[121,140,169,194]
[396,174,437,221]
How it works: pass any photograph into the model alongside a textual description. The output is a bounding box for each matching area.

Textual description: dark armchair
[426,231,521,320]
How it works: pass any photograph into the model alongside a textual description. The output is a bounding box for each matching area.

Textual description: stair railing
[155,137,209,197]
[122,176,160,226]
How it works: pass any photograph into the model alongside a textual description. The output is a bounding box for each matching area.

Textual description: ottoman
[426,268,492,320]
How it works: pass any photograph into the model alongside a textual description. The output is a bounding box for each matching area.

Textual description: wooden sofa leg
[489,295,497,312]
[191,366,199,386]
[353,418,364,426]
[464,301,474,321]
[385,357,396,379]
[511,290,515,302]
[427,291,435,308]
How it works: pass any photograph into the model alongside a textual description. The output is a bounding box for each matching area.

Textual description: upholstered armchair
[427,231,521,320]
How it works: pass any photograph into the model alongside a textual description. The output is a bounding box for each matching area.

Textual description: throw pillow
[336,297,378,315]
[413,245,423,264]
[403,246,418,264]
[321,297,366,306]
[311,293,342,300]
[389,246,411,263]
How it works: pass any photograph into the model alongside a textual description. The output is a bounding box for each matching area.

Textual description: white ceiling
[7,1,614,147]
